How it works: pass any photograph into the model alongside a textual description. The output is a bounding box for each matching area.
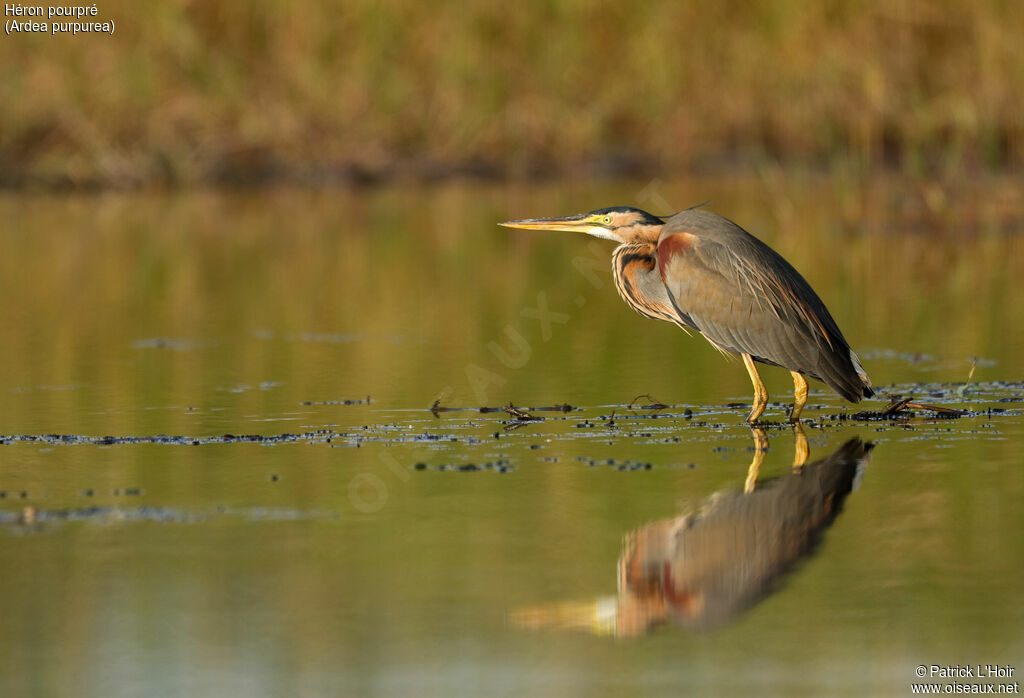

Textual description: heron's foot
[788,371,808,422]
[742,354,769,425]
[745,404,767,425]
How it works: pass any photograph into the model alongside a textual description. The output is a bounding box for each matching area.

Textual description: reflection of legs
[792,421,809,469]
[789,371,808,422]
[743,353,769,424]
[744,427,768,494]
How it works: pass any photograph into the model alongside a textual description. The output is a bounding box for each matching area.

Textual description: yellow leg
[791,421,809,469]
[742,353,769,424]
[744,427,768,494]
[789,371,808,422]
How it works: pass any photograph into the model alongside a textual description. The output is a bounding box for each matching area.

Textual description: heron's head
[500,206,664,244]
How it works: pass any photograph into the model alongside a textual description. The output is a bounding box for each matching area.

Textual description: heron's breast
[613,244,678,323]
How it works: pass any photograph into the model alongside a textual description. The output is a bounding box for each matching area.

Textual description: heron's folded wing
[656,229,859,397]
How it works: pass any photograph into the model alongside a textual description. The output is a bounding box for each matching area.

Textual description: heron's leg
[744,427,768,494]
[791,421,809,469]
[789,371,808,422]
[742,353,769,424]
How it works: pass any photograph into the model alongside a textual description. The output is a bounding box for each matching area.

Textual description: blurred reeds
[1,0,1022,188]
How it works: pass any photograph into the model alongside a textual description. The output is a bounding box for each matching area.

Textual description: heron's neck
[611,242,677,324]
[621,224,662,244]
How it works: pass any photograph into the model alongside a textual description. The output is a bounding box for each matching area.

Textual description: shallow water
[1,176,1023,696]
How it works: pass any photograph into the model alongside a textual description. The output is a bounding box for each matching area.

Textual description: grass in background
[1,1,1023,188]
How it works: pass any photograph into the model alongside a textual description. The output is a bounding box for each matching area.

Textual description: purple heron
[500,206,873,423]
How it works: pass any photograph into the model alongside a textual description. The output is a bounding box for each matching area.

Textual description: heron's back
[659,209,873,401]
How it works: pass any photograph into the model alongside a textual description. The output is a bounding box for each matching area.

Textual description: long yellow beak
[498,214,595,234]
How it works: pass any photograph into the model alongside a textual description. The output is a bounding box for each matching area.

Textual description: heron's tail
[850,349,874,399]
[816,346,873,403]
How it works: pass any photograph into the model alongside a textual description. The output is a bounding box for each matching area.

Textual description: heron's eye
[603,216,612,225]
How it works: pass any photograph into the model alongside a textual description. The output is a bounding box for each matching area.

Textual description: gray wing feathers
[658,210,871,402]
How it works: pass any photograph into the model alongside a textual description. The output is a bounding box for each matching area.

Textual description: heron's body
[500,206,873,422]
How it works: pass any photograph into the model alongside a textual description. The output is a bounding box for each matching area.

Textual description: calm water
[1,176,1023,697]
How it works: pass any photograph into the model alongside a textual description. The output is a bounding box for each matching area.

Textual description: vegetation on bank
[1,1,1022,188]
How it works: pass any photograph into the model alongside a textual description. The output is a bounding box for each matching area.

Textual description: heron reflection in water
[511,433,873,636]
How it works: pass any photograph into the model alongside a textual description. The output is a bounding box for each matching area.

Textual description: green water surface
[1,176,1022,697]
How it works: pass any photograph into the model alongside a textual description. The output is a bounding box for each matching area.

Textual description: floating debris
[956,360,978,399]
[431,400,575,416]
[0,505,340,528]
[429,399,457,415]
[574,455,655,471]
[301,396,371,406]
[0,432,314,447]
[628,394,669,411]
[1,386,1013,455]
[504,403,544,426]
[412,459,514,474]
[848,395,968,420]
